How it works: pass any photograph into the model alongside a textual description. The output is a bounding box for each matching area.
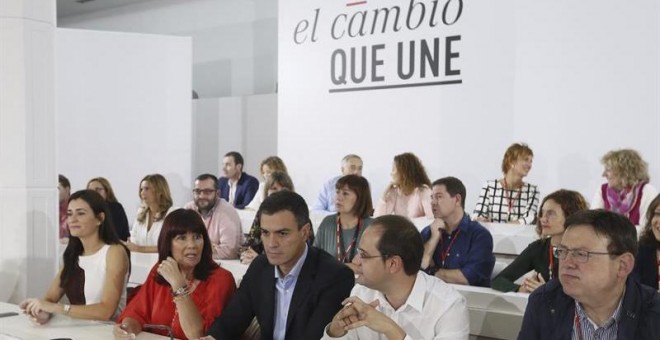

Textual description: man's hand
[327,297,406,340]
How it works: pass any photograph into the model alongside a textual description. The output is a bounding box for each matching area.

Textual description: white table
[451,284,529,340]
[0,302,169,339]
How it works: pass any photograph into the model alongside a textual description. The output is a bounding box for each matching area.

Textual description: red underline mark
[347,1,367,6]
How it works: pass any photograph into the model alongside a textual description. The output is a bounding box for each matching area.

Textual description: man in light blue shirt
[313,154,364,213]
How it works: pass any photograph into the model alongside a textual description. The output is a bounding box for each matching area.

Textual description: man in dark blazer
[205,190,355,340]
[218,151,259,209]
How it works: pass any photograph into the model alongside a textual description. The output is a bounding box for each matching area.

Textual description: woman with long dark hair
[20,190,130,323]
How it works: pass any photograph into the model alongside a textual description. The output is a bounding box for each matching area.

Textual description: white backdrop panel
[279,0,659,209]
[56,28,192,222]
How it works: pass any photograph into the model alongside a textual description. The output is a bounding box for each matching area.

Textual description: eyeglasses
[192,189,216,195]
[553,246,617,263]
[357,251,390,260]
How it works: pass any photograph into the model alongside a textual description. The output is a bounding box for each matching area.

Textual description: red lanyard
[438,229,461,268]
[336,216,362,263]
[502,178,522,221]
[548,243,554,280]
[574,311,583,340]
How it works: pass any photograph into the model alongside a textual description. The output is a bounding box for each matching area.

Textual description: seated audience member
[241,171,310,264]
[114,209,236,340]
[323,215,470,339]
[246,156,289,210]
[591,148,658,226]
[127,174,176,253]
[184,174,242,260]
[421,177,494,287]
[313,154,364,213]
[473,143,540,224]
[87,177,130,241]
[58,174,71,243]
[492,189,589,293]
[633,194,660,290]
[374,152,433,219]
[218,151,259,209]
[315,175,374,272]
[205,191,355,340]
[21,190,130,323]
[518,210,660,339]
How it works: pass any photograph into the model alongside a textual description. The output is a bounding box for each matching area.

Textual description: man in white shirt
[313,154,364,213]
[323,215,470,340]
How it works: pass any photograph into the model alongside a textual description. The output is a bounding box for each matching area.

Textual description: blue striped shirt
[572,296,623,340]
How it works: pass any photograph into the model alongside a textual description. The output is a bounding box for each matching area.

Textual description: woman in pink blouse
[374,152,433,219]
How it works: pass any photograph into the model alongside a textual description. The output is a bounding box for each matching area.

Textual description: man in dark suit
[205,190,355,340]
[217,151,259,209]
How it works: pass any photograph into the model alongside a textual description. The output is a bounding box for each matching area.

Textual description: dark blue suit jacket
[218,172,259,209]
[634,244,659,290]
[207,246,355,340]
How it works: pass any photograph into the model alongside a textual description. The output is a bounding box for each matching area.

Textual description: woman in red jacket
[114,209,236,340]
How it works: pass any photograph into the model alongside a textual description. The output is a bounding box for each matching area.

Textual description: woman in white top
[127,174,175,253]
[20,190,130,323]
[374,152,433,219]
[245,156,289,210]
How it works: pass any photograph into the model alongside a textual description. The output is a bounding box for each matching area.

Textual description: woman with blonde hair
[87,177,130,241]
[127,174,176,253]
[374,152,433,219]
[473,143,540,225]
[245,156,288,210]
[592,148,658,226]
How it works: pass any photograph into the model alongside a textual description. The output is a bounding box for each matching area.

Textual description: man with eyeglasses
[518,209,660,339]
[322,215,469,339]
[184,173,242,259]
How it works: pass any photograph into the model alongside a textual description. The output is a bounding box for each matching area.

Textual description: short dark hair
[258,190,310,230]
[225,151,244,167]
[195,173,218,187]
[336,175,373,218]
[564,209,638,257]
[432,177,466,209]
[59,174,71,189]
[371,215,423,276]
[156,209,218,285]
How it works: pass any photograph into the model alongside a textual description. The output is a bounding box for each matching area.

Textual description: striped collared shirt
[572,296,624,340]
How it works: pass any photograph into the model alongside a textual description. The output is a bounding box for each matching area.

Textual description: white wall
[58,0,278,98]
[56,28,192,222]
[279,0,660,209]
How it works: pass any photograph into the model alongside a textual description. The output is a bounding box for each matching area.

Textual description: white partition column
[0,0,57,302]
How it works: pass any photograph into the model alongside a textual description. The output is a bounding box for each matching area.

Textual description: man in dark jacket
[205,190,355,340]
[518,210,660,339]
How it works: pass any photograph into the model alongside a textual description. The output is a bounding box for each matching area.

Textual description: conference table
[0,302,169,339]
